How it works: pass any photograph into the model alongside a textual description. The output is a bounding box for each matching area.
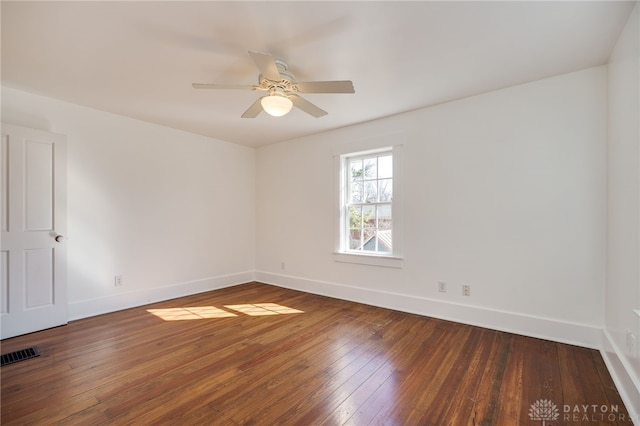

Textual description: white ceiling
[1,1,635,147]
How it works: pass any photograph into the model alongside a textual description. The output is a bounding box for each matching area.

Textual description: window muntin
[344,151,393,255]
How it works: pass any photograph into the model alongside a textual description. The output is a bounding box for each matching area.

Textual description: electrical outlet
[438,281,447,293]
[281,262,285,270]
[114,275,123,287]
[462,284,470,296]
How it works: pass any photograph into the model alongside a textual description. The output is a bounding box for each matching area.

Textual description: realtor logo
[529,399,560,425]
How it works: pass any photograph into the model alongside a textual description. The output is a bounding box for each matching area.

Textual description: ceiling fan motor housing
[259,59,299,95]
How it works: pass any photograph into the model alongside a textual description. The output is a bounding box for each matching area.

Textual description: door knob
[54,235,64,243]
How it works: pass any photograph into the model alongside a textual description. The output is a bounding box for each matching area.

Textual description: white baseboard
[255,271,602,349]
[601,330,640,425]
[68,271,255,321]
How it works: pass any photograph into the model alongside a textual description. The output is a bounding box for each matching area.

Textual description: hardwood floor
[1,282,631,425]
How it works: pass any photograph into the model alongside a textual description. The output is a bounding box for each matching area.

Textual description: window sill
[333,252,403,268]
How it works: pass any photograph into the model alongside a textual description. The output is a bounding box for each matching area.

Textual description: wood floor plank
[426,327,496,425]
[1,282,631,425]
[461,331,512,425]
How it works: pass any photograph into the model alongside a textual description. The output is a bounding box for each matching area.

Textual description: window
[345,151,393,254]
[335,144,403,268]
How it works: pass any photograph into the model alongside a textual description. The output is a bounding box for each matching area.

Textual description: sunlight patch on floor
[147,306,237,321]
[147,303,304,320]
[224,303,304,316]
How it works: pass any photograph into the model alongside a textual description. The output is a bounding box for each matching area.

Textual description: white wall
[1,86,255,319]
[256,66,608,348]
[605,2,640,419]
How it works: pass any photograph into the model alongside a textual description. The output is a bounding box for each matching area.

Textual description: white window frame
[333,140,403,268]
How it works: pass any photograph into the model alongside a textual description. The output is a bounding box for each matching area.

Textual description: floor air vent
[1,347,41,366]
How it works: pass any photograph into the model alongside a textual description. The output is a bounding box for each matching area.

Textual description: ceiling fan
[192,51,355,118]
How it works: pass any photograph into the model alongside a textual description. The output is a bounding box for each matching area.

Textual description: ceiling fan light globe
[261,95,293,117]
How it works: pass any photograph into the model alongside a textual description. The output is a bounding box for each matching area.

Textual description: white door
[1,123,67,339]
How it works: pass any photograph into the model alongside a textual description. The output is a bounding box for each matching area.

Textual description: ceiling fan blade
[290,95,328,118]
[295,80,354,94]
[192,83,261,91]
[241,98,264,118]
[248,51,281,81]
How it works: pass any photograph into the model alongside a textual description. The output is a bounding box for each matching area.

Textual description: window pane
[378,155,392,178]
[350,159,363,180]
[364,181,377,203]
[362,205,375,228]
[362,227,376,251]
[349,230,362,250]
[349,204,363,250]
[379,179,392,202]
[364,158,377,179]
[378,204,392,230]
[348,205,363,228]
[350,181,363,203]
[376,230,392,252]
